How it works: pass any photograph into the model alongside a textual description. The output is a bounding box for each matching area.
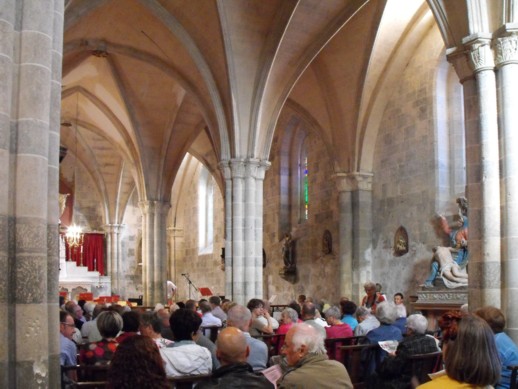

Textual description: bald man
[278,323,352,389]
[196,327,274,388]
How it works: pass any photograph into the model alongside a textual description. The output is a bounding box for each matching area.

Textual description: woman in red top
[324,306,353,360]
[361,281,386,314]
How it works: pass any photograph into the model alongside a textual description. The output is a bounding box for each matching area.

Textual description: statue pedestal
[411,278,467,332]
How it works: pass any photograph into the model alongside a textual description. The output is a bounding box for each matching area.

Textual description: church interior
[2,0,518,386]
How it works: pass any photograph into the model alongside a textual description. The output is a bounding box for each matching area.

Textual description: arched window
[299,139,309,222]
[435,55,466,208]
[198,165,214,254]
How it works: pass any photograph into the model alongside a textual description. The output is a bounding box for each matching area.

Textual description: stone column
[254,161,270,298]
[139,200,170,305]
[334,172,373,303]
[463,36,501,308]
[219,161,233,298]
[244,160,258,301]
[495,31,518,340]
[0,0,64,387]
[230,160,246,304]
[104,224,123,296]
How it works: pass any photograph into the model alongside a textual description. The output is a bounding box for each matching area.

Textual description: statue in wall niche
[421,197,469,288]
[280,233,295,275]
[59,193,69,219]
[394,226,409,256]
[322,230,332,255]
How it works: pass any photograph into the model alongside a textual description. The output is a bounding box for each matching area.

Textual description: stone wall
[172,163,225,301]
[120,191,142,300]
[263,121,339,305]
[370,26,462,305]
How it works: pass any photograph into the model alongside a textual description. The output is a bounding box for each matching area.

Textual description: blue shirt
[341,315,358,331]
[60,333,77,366]
[495,332,518,389]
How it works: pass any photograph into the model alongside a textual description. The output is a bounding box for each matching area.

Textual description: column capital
[166,226,184,237]
[229,159,246,179]
[447,48,475,83]
[138,200,171,215]
[494,33,518,67]
[103,223,124,233]
[462,35,495,73]
[333,172,373,192]
[218,160,232,180]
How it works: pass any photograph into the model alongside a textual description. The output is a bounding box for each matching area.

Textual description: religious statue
[281,233,295,274]
[422,197,469,288]
[59,193,69,219]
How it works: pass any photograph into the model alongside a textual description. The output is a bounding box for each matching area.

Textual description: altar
[411,279,467,332]
[58,235,111,301]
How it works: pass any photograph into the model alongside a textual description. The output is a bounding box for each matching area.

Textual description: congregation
[60,282,518,388]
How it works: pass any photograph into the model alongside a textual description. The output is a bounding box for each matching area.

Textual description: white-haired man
[372,314,439,387]
[278,323,353,389]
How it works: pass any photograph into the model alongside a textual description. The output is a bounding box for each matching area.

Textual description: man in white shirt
[200,301,222,330]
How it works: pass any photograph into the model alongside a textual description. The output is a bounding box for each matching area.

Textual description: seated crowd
[59,281,518,388]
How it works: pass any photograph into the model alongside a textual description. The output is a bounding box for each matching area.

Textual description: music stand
[199,287,213,297]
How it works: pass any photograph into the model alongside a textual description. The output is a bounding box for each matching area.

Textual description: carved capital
[446,48,474,82]
[230,159,246,179]
[218,160,232,181]
[494,34,518,66]
[465,39,495,72]
[334,172,373,192]
[104,223,124,234]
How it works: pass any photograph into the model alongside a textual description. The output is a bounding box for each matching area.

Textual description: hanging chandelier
[66,224,83,247]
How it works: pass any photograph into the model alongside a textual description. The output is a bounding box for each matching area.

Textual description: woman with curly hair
[107,335,169,389]
[418,312,500,388]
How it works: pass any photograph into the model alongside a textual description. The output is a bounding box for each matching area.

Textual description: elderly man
[278,323,353,389]
[209,296,228,322]
[372,314,439,387]
[227,304,268,371]
[200,300,223,328]
[81,303,104,342]
[196,327,274,388]
[60,311,77,383]
[301,302,327,338]
[354,306,380,336]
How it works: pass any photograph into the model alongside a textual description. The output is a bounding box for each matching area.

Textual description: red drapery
[64,233,105,275]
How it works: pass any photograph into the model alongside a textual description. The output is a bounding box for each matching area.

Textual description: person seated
[371,314,440,388]
[81,303,105,343]
[64,300,85,330]
[301,302,327,338]
[418,313,500,388]
[60,311,77,382]
[115,310,140,343]
[354,306,380,336]
[277,323,353,389]
[365,302,403,359]
[196,327,274,388]
[393,293,407,318]
[209,296,227,322]
[325,306,353,339]
[227,304,268,371]
[157,308,174,341]
[257,301,279,330]
[339,300,358,331]
[276,307,299,349]
[107,335,169,389]
[361,281,386,314]
[160,308,212,377]
[324,306,353,361]
[80,310,123,365]
[139,311,173,348]
[475,306,518,389]
[247,299,275,336]
[200,301,223,331]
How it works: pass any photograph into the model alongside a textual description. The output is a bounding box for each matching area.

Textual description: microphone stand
[182,273,198,300]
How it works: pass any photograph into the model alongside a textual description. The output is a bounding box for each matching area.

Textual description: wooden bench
[339,343,381,388]
[325,335,366,361]
[407,351,443,385]
[509,364,518,389]
[259,333,286,358]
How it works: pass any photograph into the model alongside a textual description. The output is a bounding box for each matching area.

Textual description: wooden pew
[509,364,518,389]
[325,335,367,361]
[339,343,381,388]
[407,351,443,385]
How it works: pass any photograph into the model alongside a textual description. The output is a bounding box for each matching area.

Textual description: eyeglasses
[61,322,75,328]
